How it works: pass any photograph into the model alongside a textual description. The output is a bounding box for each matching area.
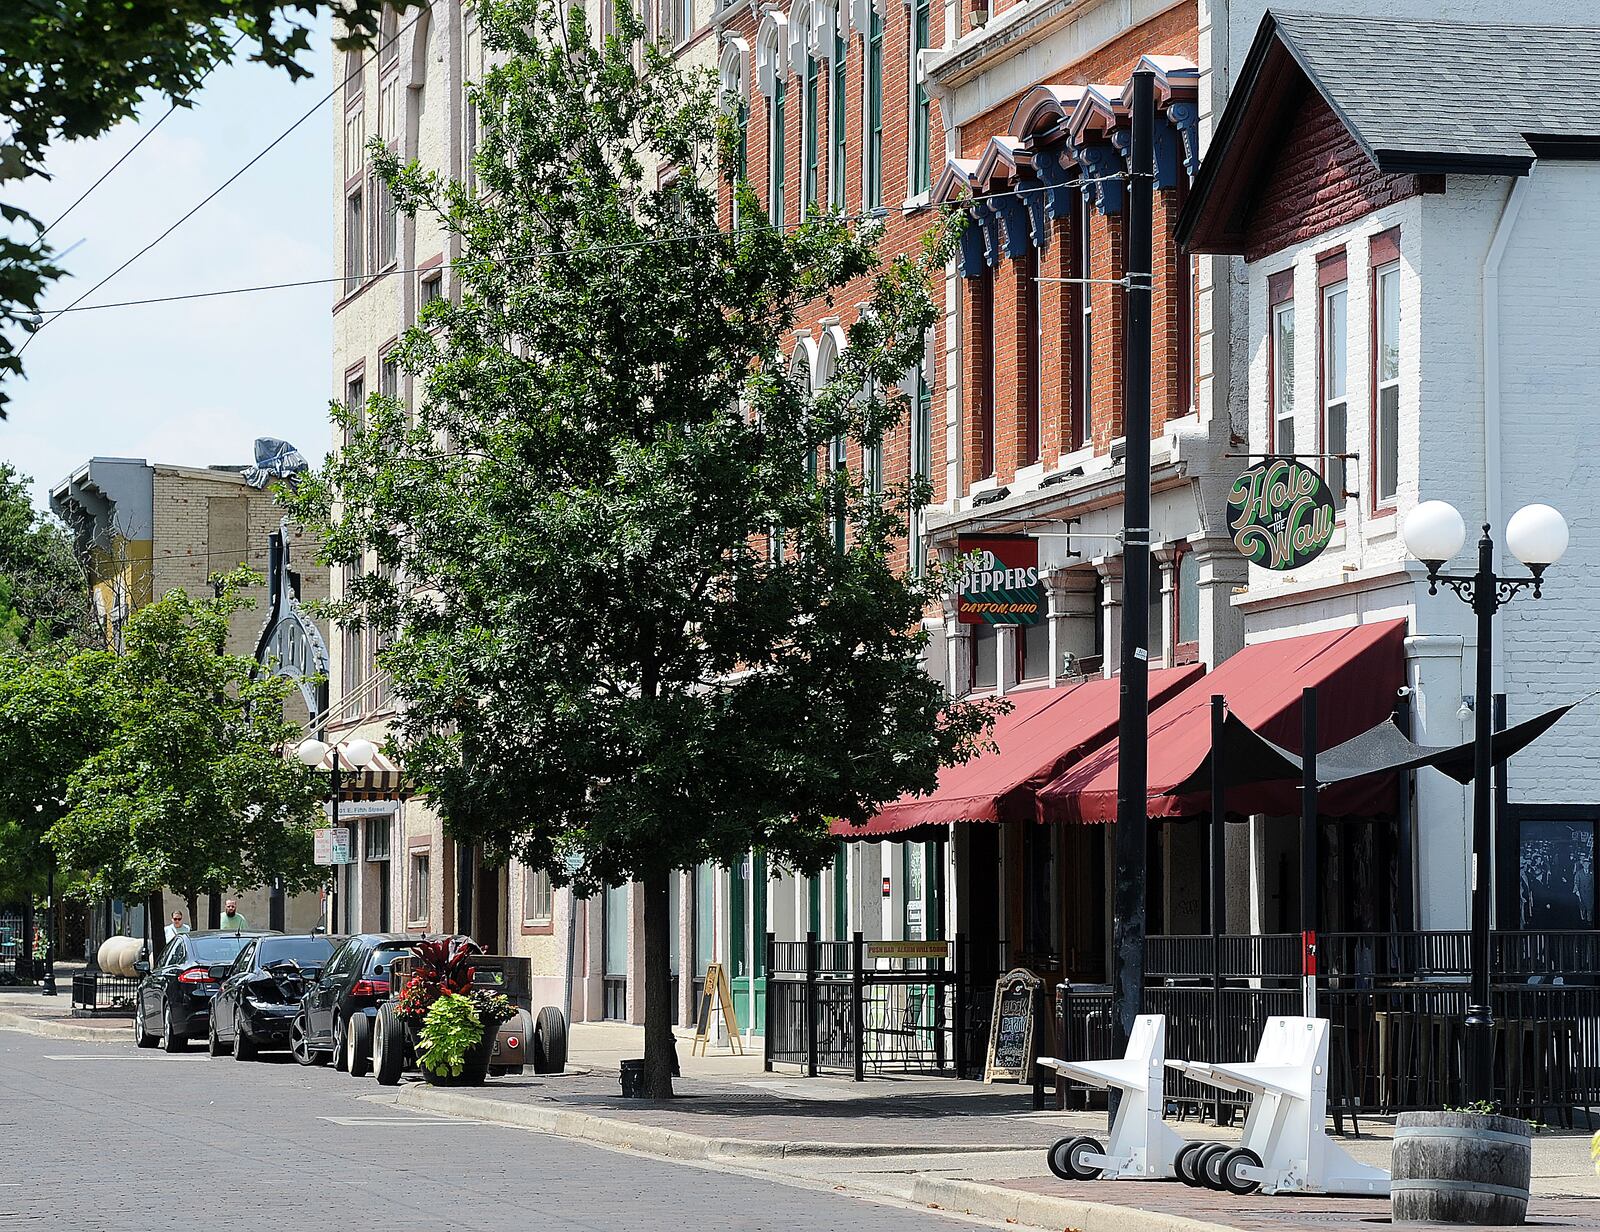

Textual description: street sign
[325,799,396,818]
[1228,457,1337,570]
[864,940,948,960]
[314,827,355,865]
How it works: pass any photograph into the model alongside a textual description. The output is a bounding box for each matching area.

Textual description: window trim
[975,267,995,481]
[520,866,555,935]
[829,28,847,211]
[1317,249,1349,503]
[1022,245,1041,467]
[863,7,883,210]
[406,840,432,928]
[769,73,787,226]
[802,51,820,212]
[1267,268,1295,457]
[908,0,932,199]
[1369,227,1402,514]
[1074,191,1094,449]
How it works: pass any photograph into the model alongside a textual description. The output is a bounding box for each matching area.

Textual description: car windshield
[258,937,336,967]
[188,935,252,963]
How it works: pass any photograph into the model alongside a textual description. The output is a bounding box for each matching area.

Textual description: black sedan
[206,934,341,1060]
[292,932,425,1075]
[133,930,275,1052]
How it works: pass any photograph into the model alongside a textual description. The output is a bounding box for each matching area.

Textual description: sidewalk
[0,967,126,1041]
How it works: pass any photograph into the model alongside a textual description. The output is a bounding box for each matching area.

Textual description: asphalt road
[0,1028,977,1231]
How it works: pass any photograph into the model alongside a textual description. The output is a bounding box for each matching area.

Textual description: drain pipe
[1481,169,1532,696]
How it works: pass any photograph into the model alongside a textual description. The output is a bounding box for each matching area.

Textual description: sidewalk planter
[421,1035,495,1087]
[1391,1111,1531,1225]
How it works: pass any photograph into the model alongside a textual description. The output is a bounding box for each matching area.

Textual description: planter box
[1392,1111,1531,1226]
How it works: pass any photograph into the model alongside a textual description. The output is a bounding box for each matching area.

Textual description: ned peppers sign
[1228,457,1337,571]
[957,535,1044,625]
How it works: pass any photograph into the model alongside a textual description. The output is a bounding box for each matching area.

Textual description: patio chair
[1035,1013,1189,1181]
[1167,1016,1390,1196]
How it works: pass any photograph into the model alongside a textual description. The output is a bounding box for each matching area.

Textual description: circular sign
[1227,457,1337,571]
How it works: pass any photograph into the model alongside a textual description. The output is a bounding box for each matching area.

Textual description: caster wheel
[1046,1134,1102,1181]
[1173,1141,1206,1186]
[1197,1142,1230,1190]
[1220,1147,1262,1195]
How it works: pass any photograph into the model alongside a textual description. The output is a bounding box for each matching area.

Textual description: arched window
[720,38,750,220]
[755,13,789,227]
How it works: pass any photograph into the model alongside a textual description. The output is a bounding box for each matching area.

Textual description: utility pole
[1111,68,1155,1055]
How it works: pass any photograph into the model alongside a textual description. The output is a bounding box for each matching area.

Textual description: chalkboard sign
[984,968,1042,1084]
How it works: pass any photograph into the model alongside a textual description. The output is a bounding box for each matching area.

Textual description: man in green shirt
[218,898,248,931]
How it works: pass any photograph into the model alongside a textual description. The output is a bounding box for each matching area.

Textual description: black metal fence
[0,908,29,982]
[765,934,989,1079]
[71,971,138,1017]
[1057,930,1600,1126]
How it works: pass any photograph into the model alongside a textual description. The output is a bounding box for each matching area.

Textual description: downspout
[1481,170,1533,696]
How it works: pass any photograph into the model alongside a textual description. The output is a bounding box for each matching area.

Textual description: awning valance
[312,747,410,802]
[833,665,1203,840]
[1036,620,1409,823]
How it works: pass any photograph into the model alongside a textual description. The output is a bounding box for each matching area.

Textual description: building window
[341,621,367,703]
[344,46,364,102]
[1175,547,1199,660]
[1319,252,1348,498]
[344,107,365,184]
[522,868,554,926]
[379,350,400,403]
[802,53,819,212]
[1372,234,1401,507]
[831,432,847,551]
[343,372,366,446]
[379,73,400,145]
[407,849,430,926]
[364,817,392,862]
[345,189,366,292]
[420,268,443,308]
[769,74,787,225]
[1269,270,1295,456]
[864,8,883,209]
[909,0,931,197]
[1022,245,1041,466]
[910,358,932,575]
[977,268,995,479]
[829,30,847,211]
[376,177,398,271]
[1075,190,1093,447]
[1019,621,1048,681]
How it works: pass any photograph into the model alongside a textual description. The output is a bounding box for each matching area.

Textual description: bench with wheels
[1035,1014,1192,1181]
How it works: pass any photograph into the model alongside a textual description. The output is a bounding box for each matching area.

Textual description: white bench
[1035,1013,1188,1180]
[1167,1016,1389,1196]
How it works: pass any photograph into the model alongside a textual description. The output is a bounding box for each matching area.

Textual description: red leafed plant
[396,937,478,1026]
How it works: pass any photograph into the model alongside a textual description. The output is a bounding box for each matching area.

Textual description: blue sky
[4,16,337,511]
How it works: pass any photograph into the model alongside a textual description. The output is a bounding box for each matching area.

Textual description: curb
[393,1085,1236,1232]
[392,1084,1026,1160]
[0,1009,126,1043]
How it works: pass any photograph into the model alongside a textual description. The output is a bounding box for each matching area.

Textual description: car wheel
[372,1004,405,1087]
[332,1013,349,1072]
[207,1019,227,1058]
[534,1005,567,1074]
[161,1003,187,1053]
[347,1012,372,1078]
[232,1015,257,1061]
[133,1002,157,1049]
[290,1013,326,1067]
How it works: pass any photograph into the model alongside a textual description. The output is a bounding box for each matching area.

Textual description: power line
[31,175,1131,320]
[20,6,434,353]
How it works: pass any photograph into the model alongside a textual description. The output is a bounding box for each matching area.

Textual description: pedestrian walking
[164,911,191,942]
[218,899,248,931]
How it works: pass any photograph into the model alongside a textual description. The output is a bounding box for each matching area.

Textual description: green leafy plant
[417,992,484,1078]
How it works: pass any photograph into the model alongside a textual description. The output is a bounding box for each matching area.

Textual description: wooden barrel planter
[1392,1111,1532,1225]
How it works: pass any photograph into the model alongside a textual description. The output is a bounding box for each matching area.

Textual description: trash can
[619,1058,646,1098]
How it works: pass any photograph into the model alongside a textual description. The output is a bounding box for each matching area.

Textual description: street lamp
[295,738,378,933]
[1401,498,1568,1106]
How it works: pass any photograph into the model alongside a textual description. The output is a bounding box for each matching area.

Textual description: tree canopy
[45,572,325,906]
[0,0,423,416]
[0,464,95,648]
[287,0,1000,1095]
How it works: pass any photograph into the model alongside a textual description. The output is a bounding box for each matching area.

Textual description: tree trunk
[641,864,675,1099]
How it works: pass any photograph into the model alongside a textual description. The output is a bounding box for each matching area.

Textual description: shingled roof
[1179,9,1600,252]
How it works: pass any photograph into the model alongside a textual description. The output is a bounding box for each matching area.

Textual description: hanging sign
[956,535,1044,625]
[1228,457,1337,570]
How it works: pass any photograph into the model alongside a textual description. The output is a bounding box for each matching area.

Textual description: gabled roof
[1180,9,1600,253]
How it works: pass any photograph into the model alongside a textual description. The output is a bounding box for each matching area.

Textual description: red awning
[833,664,1204,840]
[1035,620,1409,824]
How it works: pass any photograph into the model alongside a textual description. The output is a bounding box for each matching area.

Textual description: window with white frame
[909,0,931,198]
[803,51,820,212]
[1269,271,1295,456]
[522,868,554,926]
[376,177,398,270]
[344,107,365,184]
[864,7,883,209]
[1318,252,1348,498]
[829,27,847,211]
[408,849,431,926]
[1372,232,1401,506]
[364,816,393,862]
[769,73,787,225]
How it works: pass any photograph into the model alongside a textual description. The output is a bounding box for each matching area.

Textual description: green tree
[287,0,1000,1097]
[0,0,423,416]
[0,464,95,648]
[47,571,324,914]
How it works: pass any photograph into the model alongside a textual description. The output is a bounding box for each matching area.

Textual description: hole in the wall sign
[1228,457,1336,571]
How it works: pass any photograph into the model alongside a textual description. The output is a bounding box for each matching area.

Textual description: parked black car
[133,930,276,1052]
[292,933,425,1074]
[206,934,342,1060]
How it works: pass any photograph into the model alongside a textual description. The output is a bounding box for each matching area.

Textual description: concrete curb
[393,1084,1024,1160]
[392,1085,1240,1232]
[0,1009,126,1043]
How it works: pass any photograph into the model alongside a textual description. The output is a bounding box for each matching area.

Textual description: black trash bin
[619,1058,646,1098]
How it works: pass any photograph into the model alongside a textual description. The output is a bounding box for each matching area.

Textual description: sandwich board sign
[691,961,744,1056]
[984,968,1043,1083]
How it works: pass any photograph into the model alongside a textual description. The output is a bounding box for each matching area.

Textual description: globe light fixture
[1505,502,1569,573]
[1401,500,1467,570]
[296,738,330,767]
[340,738,379,769]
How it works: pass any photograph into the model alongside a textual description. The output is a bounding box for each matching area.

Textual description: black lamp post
[297,737,378,933]
[1401,498,1569,1105]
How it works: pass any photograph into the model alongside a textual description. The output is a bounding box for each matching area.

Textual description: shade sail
[1036,620,1409,823]
[1165,701,1582,798]
[832,664,1204,840]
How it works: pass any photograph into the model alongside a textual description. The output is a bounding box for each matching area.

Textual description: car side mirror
[207,964,229,981]
[132,960,150,975]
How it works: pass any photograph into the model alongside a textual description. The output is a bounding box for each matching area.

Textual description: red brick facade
[1243,89,1424,264]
